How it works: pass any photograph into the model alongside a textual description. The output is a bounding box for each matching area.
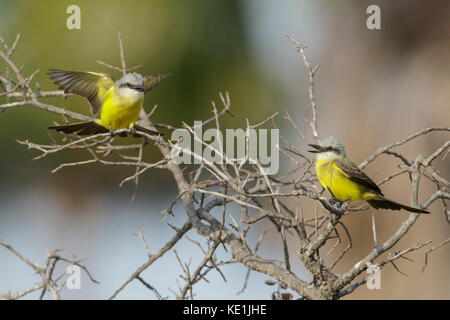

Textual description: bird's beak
[128,84,146,92]
[308,144,324,153]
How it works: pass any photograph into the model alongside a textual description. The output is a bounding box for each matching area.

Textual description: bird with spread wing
[47,69,169,137]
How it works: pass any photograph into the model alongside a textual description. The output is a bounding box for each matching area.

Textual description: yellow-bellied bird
[47,70,169,136]
[309,136,429,214]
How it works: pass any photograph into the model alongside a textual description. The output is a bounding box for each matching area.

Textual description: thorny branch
[0,240,98,300]
[0,33,448,300]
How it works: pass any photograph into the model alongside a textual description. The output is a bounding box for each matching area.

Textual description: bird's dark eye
[119,82,128,88]
[327,146,333,151]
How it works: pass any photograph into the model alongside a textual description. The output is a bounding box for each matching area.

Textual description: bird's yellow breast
[315,159,371,201]
[98,88,143,130]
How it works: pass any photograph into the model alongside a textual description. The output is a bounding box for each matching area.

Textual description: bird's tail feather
[133,124,162,136]
[368,196,429,214]
[48,121,162,137]
[47,121,108,135]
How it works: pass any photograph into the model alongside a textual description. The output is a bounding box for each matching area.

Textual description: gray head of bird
[308,136,347,160]
[116,72,146,98]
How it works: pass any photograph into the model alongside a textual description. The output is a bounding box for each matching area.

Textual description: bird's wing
[333,158,383,196]
[48,69,115,115]
[143,74,170,93]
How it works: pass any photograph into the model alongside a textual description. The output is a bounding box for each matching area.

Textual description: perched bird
[309,136,429,214]
[47,69,169,136]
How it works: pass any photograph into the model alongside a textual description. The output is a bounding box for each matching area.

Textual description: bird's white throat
[316,151,344,161]
[117,86,144,102]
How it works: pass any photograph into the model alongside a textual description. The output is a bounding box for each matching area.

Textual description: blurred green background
[0,0,449,299]
[0,0,285,187]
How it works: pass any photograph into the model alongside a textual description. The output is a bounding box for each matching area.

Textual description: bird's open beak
[308,144,324,153]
